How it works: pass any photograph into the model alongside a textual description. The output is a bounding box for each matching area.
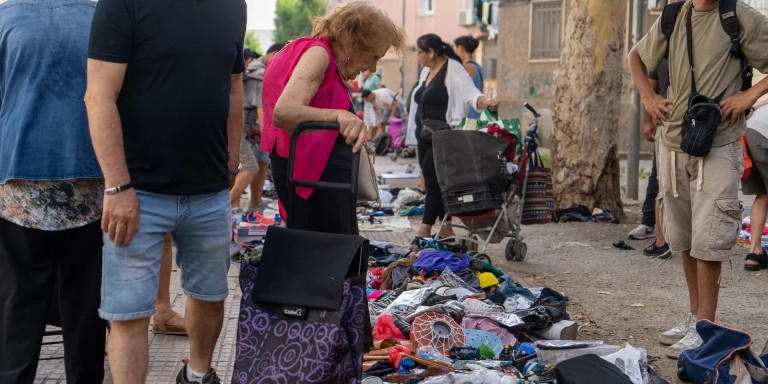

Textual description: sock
[186,366,206,383]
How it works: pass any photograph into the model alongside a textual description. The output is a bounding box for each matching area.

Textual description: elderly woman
[408,33,499,241]
[261,2,405,234]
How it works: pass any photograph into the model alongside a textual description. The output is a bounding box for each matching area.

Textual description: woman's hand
[478,97,500,112]
[337,111,368,153]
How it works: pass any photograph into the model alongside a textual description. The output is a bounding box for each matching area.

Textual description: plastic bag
[382,287,434,316]
[420,368,519,384]
[601,343,648,384]
[417,346,453,365]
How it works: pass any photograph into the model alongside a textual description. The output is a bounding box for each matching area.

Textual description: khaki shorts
[239,131,259,171]
[658,141,743,261]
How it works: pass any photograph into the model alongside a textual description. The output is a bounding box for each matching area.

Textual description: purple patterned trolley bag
[233,226,371,384]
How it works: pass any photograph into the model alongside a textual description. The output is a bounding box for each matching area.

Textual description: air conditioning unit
[458,9,475,26]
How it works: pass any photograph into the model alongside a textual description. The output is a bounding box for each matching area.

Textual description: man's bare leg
[655,202,667,247]
[108,318,150,383]
[696,259,722,322]
[153,233,185,333]
[230,170,257,209]
[681,250,699,317]
[247,162,268,212]
[748,194,768,263]
[185,298,224,375]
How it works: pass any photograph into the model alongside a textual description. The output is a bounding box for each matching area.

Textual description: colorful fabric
[0,179,102,231]
[413,250,469,273]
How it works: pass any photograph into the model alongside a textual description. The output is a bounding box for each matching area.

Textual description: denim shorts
[99,188,231,321]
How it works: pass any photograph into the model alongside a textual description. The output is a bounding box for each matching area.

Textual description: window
[483,41,498,80]
[744,0,768,17]
[530,0,562,60]
[418,0,434,16]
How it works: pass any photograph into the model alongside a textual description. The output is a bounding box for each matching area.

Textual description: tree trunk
[551,0,626,217]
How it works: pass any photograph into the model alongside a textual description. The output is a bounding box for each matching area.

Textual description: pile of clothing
[361,240,664,383]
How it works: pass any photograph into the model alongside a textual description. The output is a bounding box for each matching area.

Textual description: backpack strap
[719,0,753,92]
[661,0,685,57]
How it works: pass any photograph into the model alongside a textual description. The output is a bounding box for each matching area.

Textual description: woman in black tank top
[411,33,499,242]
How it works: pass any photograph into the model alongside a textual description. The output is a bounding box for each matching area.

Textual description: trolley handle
[523,102,539,118]
[287,122,360,194]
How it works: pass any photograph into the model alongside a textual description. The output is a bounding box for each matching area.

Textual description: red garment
[260,37,351,198]
[486,123,517,162]
[372,314,407,342]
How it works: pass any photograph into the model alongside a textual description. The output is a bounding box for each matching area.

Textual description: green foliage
[244,31,263,54]
[273,0,325,42]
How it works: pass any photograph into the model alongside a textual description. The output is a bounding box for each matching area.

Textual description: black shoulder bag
[680,7,723,158]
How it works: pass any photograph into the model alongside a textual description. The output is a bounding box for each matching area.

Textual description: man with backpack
[629,0,768,359]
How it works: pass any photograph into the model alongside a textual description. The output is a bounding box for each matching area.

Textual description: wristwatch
[228,163,243,175]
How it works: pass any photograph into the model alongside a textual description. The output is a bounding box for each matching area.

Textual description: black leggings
[417,137,446,226]
[270,153,358,235]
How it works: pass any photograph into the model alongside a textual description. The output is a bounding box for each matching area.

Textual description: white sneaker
[659,312,696,345]
[628,224,655,240]
[665,324,702,359]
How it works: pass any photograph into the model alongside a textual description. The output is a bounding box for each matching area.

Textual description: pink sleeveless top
[260,37,350,199]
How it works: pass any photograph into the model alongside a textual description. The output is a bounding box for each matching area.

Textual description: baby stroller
[433,103,541,261]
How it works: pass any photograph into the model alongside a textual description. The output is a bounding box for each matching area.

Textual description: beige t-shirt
[635,0,768,152]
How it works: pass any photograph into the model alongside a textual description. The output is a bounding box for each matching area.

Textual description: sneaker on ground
[255,201,268,214]
[628,224,655,240]
[665,324,702,359]
[643,242,671,259]
[176,364,221,384]
[659,312,696,346]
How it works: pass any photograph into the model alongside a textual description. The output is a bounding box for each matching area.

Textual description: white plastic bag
[601,343,648,384]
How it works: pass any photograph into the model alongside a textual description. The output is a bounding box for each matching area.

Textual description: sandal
[744,251,768,271]
[152,311,187,336]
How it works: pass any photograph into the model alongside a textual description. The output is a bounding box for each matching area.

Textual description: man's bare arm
[628,48,673,125]
[228,73,244,186]
[85,60,130,188]
[84,59,138,245]
[720,75,768,126]
[643,78,661,141]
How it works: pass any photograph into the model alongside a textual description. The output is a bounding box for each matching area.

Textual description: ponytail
[417,33,461,62]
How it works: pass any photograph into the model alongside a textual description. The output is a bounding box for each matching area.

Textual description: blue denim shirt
[0,0,101,183]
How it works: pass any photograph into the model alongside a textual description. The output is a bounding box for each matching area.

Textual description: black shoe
[176,364,221,384]
[643,242,671,259]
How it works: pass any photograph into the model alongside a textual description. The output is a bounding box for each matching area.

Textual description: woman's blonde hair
[313,1,406,56]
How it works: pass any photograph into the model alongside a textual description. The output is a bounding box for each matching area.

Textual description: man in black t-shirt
[84,0,246,382]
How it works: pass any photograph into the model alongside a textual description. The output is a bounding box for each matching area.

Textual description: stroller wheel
[506,239,527,261]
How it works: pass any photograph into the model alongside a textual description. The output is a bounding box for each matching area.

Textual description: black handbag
[680,7,723,158]
[420,119,451,140]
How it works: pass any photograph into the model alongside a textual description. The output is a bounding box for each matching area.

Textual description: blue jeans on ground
[99,189,231,321]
